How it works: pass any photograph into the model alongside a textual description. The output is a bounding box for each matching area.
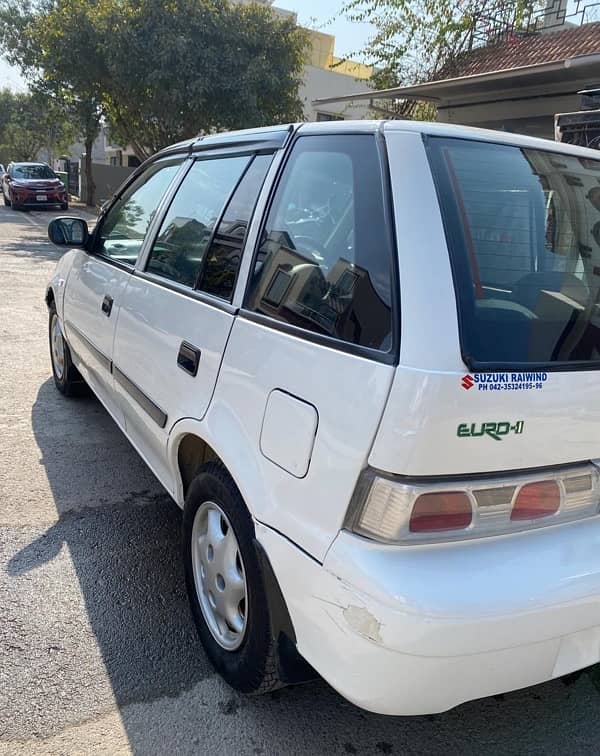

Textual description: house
[312,1,600,140]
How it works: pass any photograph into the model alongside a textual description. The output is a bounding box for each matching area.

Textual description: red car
[2,162,68,211]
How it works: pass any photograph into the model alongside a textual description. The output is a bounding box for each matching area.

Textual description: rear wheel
[49,302,86,396]
[61,202,68,211]
[183,462,281,694]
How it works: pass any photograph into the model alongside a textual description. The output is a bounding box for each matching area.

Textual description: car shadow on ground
[0,206,95,263]
[0,236,61,263]
[9,377,600,754]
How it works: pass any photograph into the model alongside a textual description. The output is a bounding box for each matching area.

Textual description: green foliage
[345,0,540,119]
[92,0,309,158]
[0,0,309,162]
[0,89,76,164]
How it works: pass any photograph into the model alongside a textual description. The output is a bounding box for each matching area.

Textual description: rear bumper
[257,517,600,715]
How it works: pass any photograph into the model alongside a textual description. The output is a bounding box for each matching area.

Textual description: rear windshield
[12,164,56,179]
[428,137,600,368]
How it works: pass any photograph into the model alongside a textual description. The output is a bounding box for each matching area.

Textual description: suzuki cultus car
[44,121,600,714]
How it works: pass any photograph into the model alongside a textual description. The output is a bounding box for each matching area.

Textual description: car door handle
[177,341,201,377]
[101,295,113,317]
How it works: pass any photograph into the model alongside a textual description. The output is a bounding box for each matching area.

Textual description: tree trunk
[84,137,95,207]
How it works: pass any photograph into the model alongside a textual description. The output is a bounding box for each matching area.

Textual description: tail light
[346,464,600,544]
[510,480,560,520]
[409,492,472,532]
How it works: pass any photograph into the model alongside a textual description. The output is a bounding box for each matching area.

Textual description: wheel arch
[171,417,316,685]
[45,285,56,309]
[168,414,271,519]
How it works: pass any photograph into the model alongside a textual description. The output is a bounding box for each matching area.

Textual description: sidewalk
[69,200,99,219]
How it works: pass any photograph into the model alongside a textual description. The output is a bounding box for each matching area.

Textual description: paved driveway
[1,203,600,755]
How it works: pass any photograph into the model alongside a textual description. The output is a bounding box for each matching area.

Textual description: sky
[275,0,374,58]
[0,0,374,93]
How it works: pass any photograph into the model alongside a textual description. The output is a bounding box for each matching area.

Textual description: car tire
[49,302,86,397]
[183,461,281,695]
[61,203,68,211]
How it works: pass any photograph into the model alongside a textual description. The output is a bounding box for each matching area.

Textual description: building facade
[313,1,600,141]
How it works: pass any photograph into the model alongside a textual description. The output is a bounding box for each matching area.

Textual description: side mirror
[48,217,89,247]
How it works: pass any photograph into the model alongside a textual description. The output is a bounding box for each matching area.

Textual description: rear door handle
[101,294,113,317]
[177,341,201,376]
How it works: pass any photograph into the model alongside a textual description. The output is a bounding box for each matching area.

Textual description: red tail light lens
[409,492,472,532]
[511,480,560,520]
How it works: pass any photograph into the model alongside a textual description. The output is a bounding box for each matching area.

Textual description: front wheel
[49,303,86,396]
[183,462,281,694]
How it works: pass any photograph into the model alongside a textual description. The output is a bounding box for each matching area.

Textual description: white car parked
[46,121,600,715]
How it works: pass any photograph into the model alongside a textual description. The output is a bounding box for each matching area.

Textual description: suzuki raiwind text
[45,120,600,715]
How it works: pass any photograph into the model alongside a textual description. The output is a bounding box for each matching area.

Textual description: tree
[86,0,309,159]
[0,0,103,204]
[344,0,538,118]
[0,0,308,176]
[0,90,75,164]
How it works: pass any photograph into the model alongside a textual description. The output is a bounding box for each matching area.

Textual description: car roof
[154,119,600,163]
[10,162,50,167]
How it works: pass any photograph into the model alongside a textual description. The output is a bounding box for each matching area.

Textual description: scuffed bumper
[257,517,600,715]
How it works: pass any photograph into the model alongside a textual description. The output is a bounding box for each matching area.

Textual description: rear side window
[428,137,600,367]
[199,153,273,301]
[245,135,394,352]
[146,155,251,287]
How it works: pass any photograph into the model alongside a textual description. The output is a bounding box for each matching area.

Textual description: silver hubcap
[191,501,247,651]
[51,315,65,380]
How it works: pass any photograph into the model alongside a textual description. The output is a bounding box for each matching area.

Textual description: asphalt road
[2,203,600,755]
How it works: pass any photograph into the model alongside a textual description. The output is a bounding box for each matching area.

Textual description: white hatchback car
[46,121,600,715]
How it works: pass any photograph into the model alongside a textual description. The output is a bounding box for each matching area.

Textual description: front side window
[245,135,394,352]
[428,138,600,366]
[146,155,251,287]
[95,159,183,266]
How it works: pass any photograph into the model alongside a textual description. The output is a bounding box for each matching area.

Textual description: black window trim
[424,132,600,374]
[239,126,400,367]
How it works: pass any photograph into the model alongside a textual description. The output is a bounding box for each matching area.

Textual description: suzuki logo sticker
[460,372,547,392]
